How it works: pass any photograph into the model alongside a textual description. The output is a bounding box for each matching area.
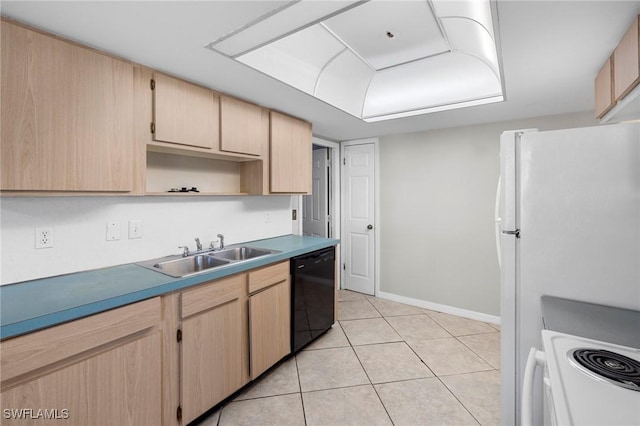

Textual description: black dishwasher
[291,246,336,353]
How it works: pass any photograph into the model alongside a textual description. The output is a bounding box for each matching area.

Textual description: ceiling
[209,1,503,122]
[2,1,639,141]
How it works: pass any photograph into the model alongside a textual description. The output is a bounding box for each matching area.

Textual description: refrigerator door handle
[495,176,502,267]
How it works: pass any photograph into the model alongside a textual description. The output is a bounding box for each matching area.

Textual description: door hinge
[177,328,182,343]
[343,263,346,271]
[150,78,155,90]
[176,406,182,422]
[343,158,346,166]
[150,122,155,134]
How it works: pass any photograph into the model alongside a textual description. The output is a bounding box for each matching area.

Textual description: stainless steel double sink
[137,246,280,278]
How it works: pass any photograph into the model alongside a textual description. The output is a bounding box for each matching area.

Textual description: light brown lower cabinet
[180,274,249,424]
[248,262,291,379]
[0,298,162,426]
[0,261,296,426]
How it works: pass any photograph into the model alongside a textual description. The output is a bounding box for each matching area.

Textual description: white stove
[541,330,640,426]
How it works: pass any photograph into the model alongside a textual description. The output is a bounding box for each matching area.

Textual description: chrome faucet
[179,245,190,257]
[217,234,225,250]
[194,237,202,251]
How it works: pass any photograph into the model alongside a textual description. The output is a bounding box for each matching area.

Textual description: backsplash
[0,195,293,284]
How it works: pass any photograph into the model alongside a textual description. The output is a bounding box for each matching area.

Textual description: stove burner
[572,348,640,392]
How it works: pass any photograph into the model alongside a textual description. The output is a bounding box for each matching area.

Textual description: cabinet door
[220,96,267,156]
[249,279,291,379]
[595,56,615,118]
[613,16,640,101]
[153,72,219,149]
[1,20,134,192]
[0,297,162,426]
[1,333,162,426]
[181,275,247,424]
[270,111,312,194]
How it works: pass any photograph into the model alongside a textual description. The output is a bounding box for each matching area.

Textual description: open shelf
[147,141,259,162]
[146,192,250,196]
[146,150,264,195]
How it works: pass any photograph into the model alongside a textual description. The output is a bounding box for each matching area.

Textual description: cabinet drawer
[1,297,160,385]
[181,274,244,318]
[248,261,289,294]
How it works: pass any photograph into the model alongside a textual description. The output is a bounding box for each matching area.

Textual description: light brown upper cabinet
[613,16,640,101]
[1,19,134,192]
[152,72,220,149]
[220,96,268,156]
[270,111,312,194]
[595,56,615,118]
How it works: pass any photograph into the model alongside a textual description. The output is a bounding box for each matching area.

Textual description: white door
[343,143,375,295]
[303,148,329,237]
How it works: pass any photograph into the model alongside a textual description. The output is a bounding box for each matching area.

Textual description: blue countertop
[0,235,339,340]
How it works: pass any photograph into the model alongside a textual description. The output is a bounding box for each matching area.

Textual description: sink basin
[151,254,229,278]
[137,245,280,278]
[211,246,277,262]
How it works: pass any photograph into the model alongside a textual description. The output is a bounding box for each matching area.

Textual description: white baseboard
[377,291,501,325]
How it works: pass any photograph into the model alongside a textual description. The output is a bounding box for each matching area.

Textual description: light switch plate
[128,220,143,239]
[106,221,121,241]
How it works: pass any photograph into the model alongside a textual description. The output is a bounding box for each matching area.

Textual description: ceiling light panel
[362,52,502,119]
[213,0,504,122]
[442,17,500,77]
[314,49,375,117]
[322,0,449,70]
[207,0,364,57]
[238,25,344,94]
[431,0,495,38]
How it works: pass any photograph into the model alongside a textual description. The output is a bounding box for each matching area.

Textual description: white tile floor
[195,290,501,426]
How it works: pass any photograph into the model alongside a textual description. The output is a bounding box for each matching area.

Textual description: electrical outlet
[106,221,121,241]
[35,227,54,249]
[128,220,143,239]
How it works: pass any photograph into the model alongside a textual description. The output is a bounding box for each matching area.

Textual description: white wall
[1,196,293,284]
[379,111,598,317]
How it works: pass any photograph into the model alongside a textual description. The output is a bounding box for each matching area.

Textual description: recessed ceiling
[321,1,448,71]
[206,0,504,122]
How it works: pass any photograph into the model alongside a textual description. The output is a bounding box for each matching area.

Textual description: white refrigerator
[498,122,640,425]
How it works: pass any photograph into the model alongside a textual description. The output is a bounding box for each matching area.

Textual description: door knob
[367,224,373,230]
